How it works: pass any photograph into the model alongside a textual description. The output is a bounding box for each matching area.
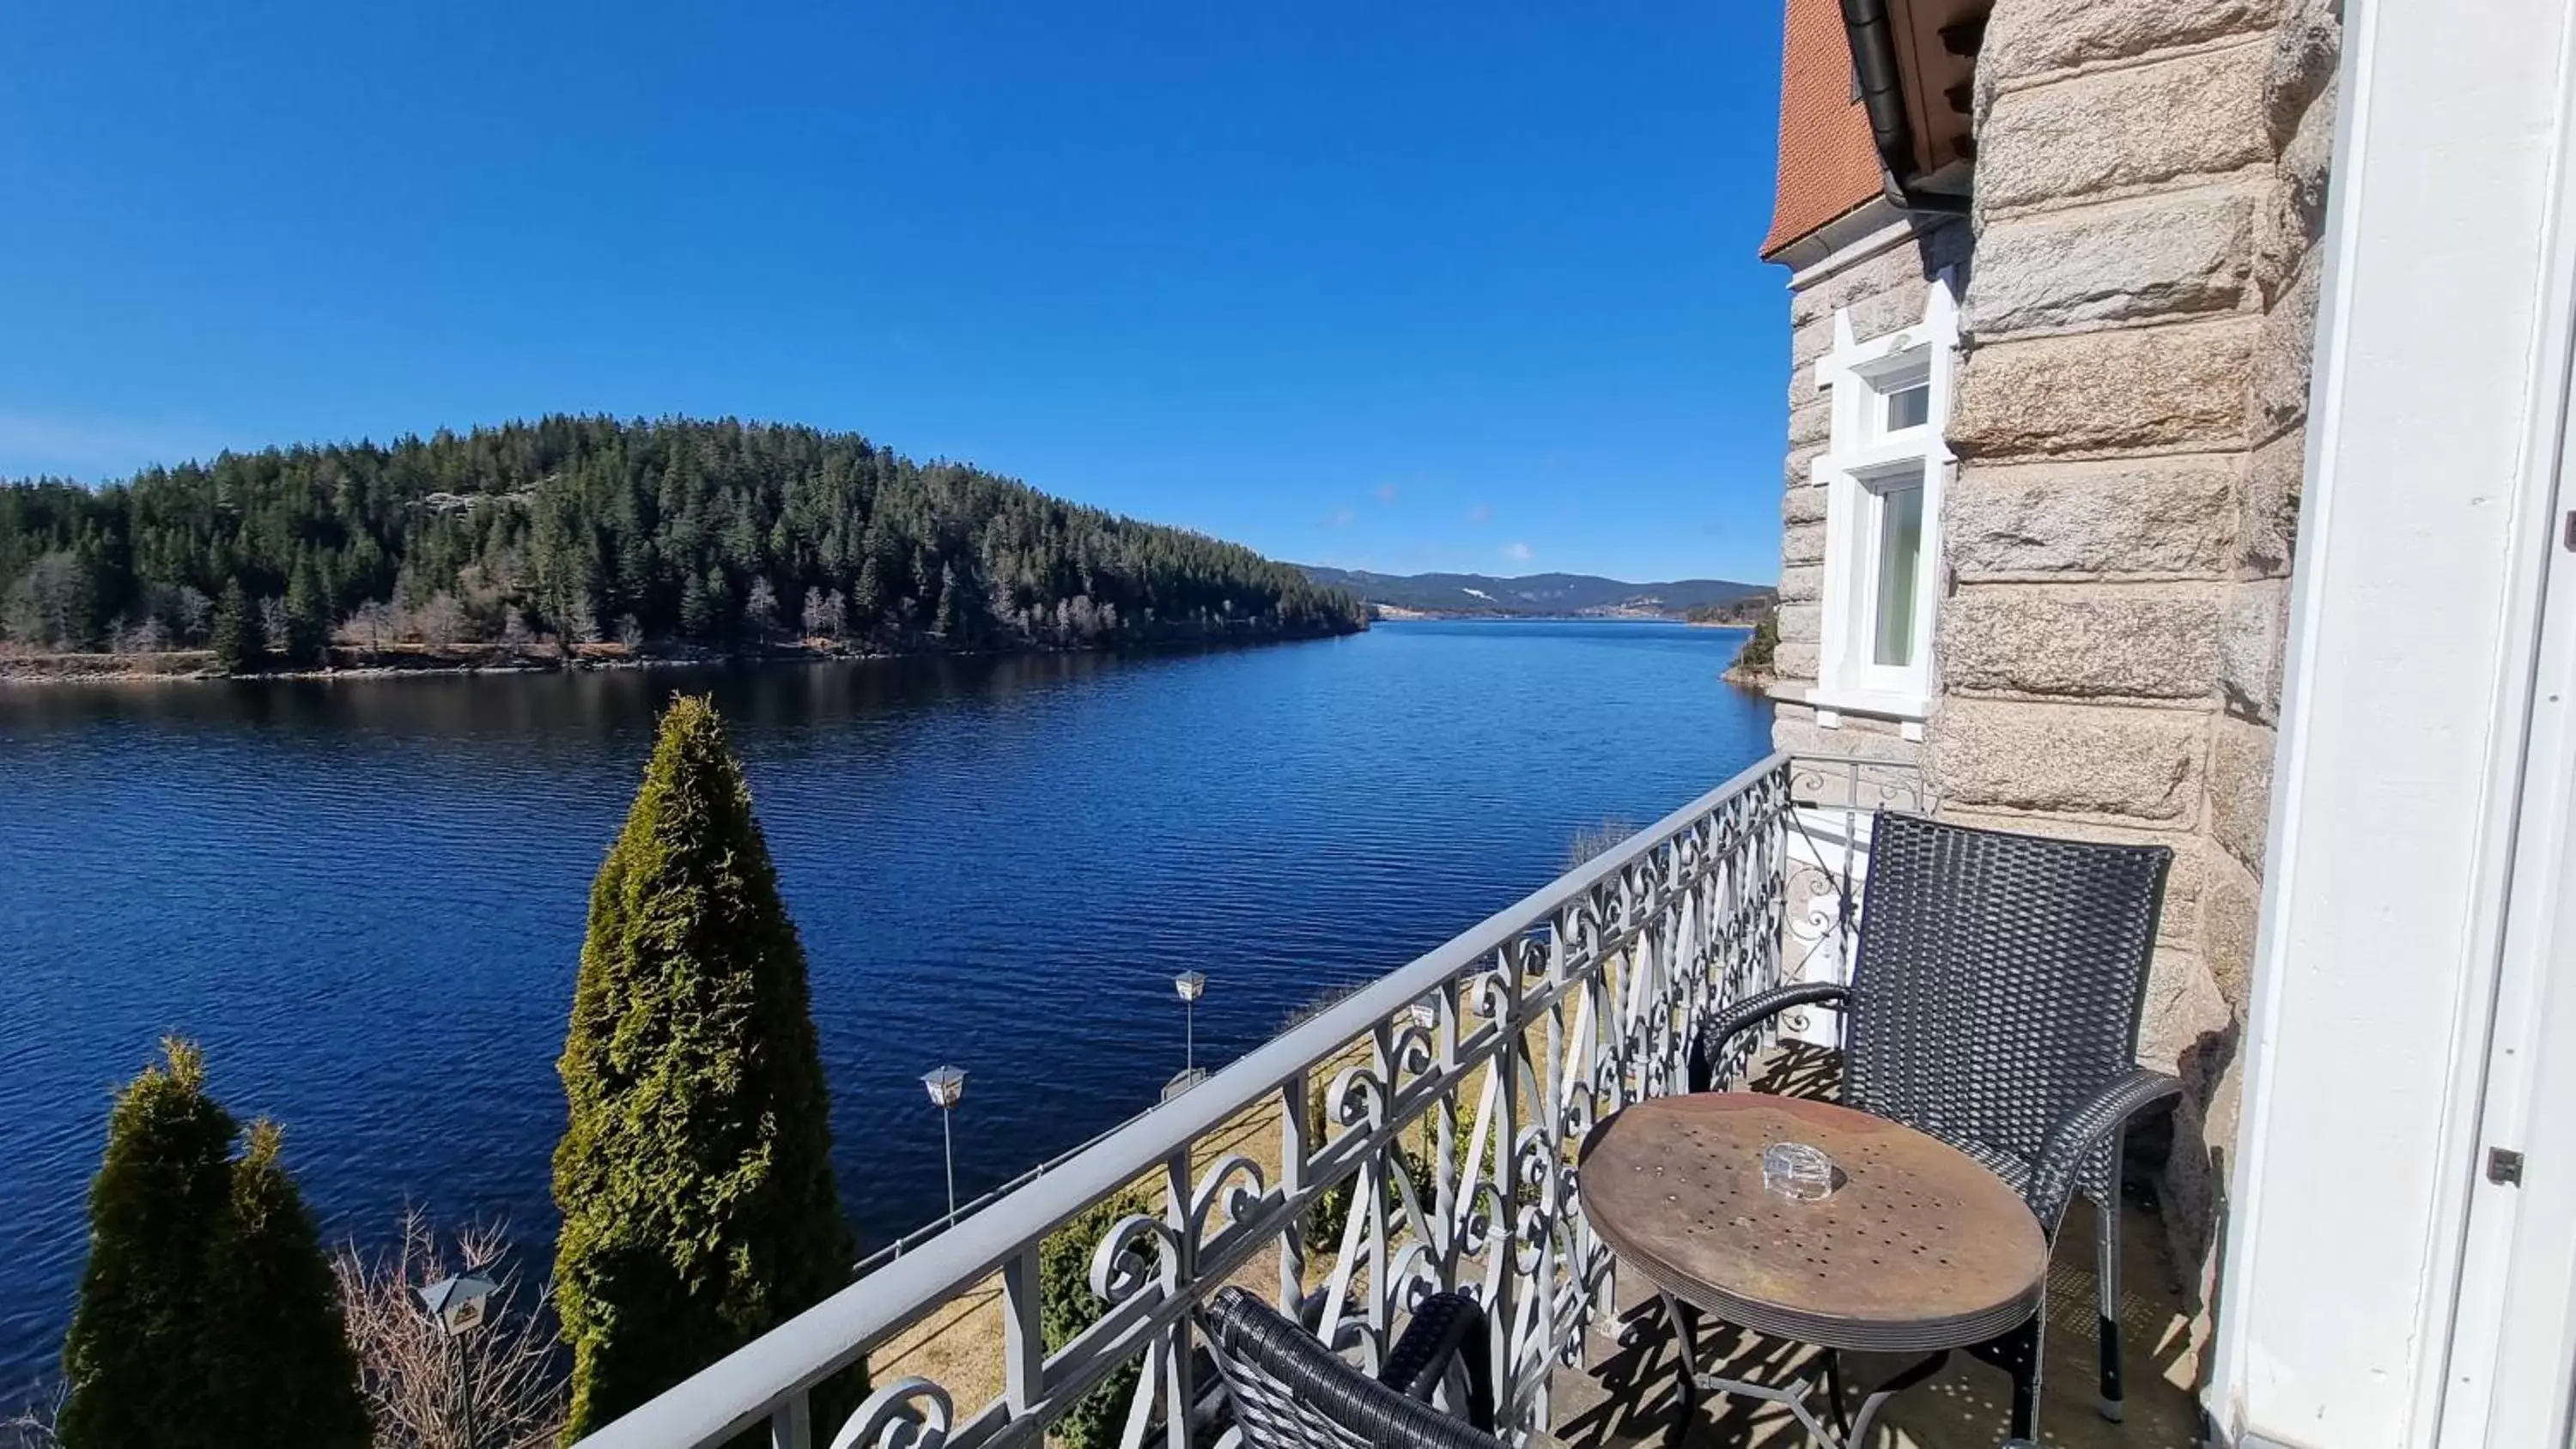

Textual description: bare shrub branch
[1566,818,1637,869]
[0,1379,64,1449]
[331,1210,565,1449]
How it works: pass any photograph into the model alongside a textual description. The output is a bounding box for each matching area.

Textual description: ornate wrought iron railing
[1777,755,1935,1048]
[582,751,1917,1449]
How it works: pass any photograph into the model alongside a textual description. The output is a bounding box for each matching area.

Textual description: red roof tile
[1761,0,1886,259]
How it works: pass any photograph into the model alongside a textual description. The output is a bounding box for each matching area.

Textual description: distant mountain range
[1297,566,1774,620]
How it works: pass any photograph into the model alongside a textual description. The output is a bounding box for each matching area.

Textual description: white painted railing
[583,751,1916,1449]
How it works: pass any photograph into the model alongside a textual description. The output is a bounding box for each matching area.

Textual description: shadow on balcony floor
[1545,1047,2203,1449]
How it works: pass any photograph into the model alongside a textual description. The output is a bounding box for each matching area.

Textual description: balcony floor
[1545,1050,2204,1448]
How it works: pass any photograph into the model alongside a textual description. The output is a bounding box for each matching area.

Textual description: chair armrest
[1687,981,1850,1091]
[1205,1287,1500,1449]
[2026,1067,2184,1230]
[1378,1291,1495,1430]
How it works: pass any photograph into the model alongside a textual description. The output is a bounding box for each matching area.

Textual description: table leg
[1652,1296,1949,1449]
[1820,1350,1850,1439]
[1656,1293,1698,1449]
[1843,1350,1949,1446]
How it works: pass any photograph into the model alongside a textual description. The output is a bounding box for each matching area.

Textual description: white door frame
[2433,389,2576,1448]
[2203,0,2576,1442]
[2431,118,2576,1439]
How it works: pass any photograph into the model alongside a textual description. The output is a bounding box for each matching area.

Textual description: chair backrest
[1202,1288,1501,1449]
[1842,811,2171,1214]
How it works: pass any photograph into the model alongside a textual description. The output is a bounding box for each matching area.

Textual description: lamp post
[922,1066,966,1226]
[1408,997,1441,1157]
[1174,971,1207,1075]
[417,1273,497,1449]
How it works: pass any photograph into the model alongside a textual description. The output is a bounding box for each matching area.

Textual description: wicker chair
[1204,1286,1499,1449]
[1688,810,2184,1440]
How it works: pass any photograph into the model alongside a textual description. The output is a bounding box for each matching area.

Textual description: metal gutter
[1839,0,1973,214]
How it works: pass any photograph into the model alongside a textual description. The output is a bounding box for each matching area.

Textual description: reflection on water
[0,646,1142,737]
[0,621,1767,1380]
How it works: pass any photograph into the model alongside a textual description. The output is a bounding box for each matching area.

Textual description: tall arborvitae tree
[58,1040,368,1449]
[552,695,854,1440]
[209,578,259,673]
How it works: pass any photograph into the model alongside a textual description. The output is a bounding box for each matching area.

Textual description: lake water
[0,620,1770,1385]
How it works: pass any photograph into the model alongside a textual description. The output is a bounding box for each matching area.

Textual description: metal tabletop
[1577,1092,2047,1355]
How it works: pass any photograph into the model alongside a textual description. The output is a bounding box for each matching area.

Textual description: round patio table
[1577,1092,2047,1447]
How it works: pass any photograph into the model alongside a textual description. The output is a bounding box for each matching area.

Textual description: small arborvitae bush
[1041,1191,1153,1449]
[58,1040,368,1449]
[211,1120,372,1446]
[1300,1076,1460,1251]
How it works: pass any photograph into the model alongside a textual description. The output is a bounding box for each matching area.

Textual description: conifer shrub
[551,694,855,1440]
[1039,1191,1152,1449]
[1299,1078,1444,1252]
[210,1122,373,1446]
[57,1040,367,1449]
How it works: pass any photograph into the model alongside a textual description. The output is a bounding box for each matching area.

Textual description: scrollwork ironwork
[1089,1213,1179,1307]
[581,755,1923,1449]
[829,1378,954,1449]
[1188,1154,1269,1241]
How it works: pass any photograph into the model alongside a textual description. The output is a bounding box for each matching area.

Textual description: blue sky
[0,2,1794,584]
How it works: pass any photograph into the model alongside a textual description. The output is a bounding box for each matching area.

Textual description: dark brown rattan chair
[1688,810,2183,1440]
[1204,1286,1499,1449]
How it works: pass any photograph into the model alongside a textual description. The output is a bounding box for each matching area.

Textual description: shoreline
[0,627,1363,688]
[1367,609,1745,624]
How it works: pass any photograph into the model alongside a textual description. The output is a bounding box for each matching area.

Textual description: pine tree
[851,554,885,628]
[553,695,854,1439]
[58,1040,368,1449]
[934,561,967,643]
[210,578,259,673]
[283,556,329,666]
[678,567,715,640]
[0,416,1366,664]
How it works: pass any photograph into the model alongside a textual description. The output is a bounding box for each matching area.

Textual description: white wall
[2206,0,2576,1443]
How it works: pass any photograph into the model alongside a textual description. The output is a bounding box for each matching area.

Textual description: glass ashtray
[1762,1141,1837,1201]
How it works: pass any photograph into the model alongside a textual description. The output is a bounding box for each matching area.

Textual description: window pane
[1872,482,1923,668]
[1885,382,1930,431]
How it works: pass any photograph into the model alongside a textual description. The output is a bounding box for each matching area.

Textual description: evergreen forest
[0,415,1364,667]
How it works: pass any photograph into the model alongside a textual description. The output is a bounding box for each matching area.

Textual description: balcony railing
[583,751,1924,1449]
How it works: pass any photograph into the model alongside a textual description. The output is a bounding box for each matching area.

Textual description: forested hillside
[1297,565,1771,618]
[0,416,1362,666]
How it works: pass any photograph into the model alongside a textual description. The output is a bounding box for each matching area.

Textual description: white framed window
[1807,273,1957,724]
[1871,366,1932,440]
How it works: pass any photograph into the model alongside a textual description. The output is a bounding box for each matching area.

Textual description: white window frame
[1807,272,1958,725]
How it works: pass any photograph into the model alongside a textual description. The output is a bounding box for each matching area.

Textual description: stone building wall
[1762,3,2343,1337]
[1932,0,2342,1344]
